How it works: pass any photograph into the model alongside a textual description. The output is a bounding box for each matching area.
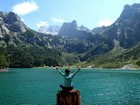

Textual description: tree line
[0,45,64,68]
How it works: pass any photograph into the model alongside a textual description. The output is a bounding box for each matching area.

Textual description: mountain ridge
[0,11,27,33]
[1,3,140,68]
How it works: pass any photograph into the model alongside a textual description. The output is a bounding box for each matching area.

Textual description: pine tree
[0,48,8,69]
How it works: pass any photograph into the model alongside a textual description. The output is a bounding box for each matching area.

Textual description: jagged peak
[123,3,140,10]
[0,11,27,32]
[0,11,24,22]
[62,20,77,28]
[0,11,8,18]
[119,3,140,19]
[7,12,22,22]
[131,3,140,9]
[71,20,77,27]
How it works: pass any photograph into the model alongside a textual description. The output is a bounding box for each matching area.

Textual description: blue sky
[0,0,140,31]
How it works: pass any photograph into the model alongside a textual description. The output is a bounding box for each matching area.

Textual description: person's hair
[65,69,70,74]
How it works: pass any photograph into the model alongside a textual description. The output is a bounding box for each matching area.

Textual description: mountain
[83,3,140,56]
[58,20,92,38]
[0,11,54,48]
[79,3,140,68]
[58,20,115,55]
[0,11,64,68]
[1,3,140,68]
[0,12,27,35]
[58,3,140,68]
[64,3,140,50]
[96,3,140,49]
[58,20,77,37]
[38,25,60,35]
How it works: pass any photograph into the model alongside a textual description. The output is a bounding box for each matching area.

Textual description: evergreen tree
[0,48,8,69]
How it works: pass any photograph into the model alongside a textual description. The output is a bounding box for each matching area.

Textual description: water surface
[0,68,140,105]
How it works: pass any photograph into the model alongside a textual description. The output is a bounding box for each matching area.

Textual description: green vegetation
[2,35,140,69]
[0,48,8,69]
[4,45,62,68]
[61,52,80,66]
[76,42,140,68]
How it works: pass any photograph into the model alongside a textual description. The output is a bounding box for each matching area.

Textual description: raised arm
[56,66,65,76]
[71,66,81,77]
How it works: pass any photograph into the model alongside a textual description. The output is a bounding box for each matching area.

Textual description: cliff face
[0,12,27,34]
[58,20,77,37]
[58,20,92,38]
[118,3,140,21]
[102,3,140,48]
[0,11,50,48]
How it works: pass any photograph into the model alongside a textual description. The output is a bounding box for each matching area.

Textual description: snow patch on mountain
[38,25,60,35]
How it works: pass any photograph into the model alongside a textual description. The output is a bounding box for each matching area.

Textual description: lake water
[0,68,140,105]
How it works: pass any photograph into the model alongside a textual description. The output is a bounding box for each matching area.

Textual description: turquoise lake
[0,68,140,105]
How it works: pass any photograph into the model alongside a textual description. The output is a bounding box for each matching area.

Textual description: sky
[0,0,140,31]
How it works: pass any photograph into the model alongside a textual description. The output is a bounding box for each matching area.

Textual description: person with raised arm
[56,66,81,91]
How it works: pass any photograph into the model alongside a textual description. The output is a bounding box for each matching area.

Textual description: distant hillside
[78,42,140,68]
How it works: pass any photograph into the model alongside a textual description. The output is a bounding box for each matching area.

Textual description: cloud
[36,21,49,28]
[12,0,39,15]
[98,19,112,27]
[52,18,65,23]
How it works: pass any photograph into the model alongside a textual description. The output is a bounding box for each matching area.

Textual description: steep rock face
[114,3,140,48]
[58,20,93,39]
[58,20,113,55]
[0,17,10,35]
[0,11,51,47]
[0,12,27,33]
[93,3,140,49]
[58,20,77,37]
[118,3,140,21]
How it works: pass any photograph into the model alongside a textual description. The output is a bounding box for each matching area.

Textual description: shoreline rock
[120,64,138,70]
[0,69,8,72]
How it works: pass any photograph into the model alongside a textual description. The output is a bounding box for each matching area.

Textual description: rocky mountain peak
[79,25,91,32]
[6,12,22,22]
[0,11,27,33]
[103,3,140,49]
[118,3,140,21]
[58,20,93,38]
[0,12,7,18]
[71,20,77,28]
[58,20,78,37]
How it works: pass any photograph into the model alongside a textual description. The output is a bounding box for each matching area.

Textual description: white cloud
[36,21,48,28]
[12,0,39,15]
[98,19,112,27]
[52,18,65,23]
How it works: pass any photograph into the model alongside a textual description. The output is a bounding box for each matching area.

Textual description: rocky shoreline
[85,63,140,70]
[120,64,139,70]
[0,69,8,72]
